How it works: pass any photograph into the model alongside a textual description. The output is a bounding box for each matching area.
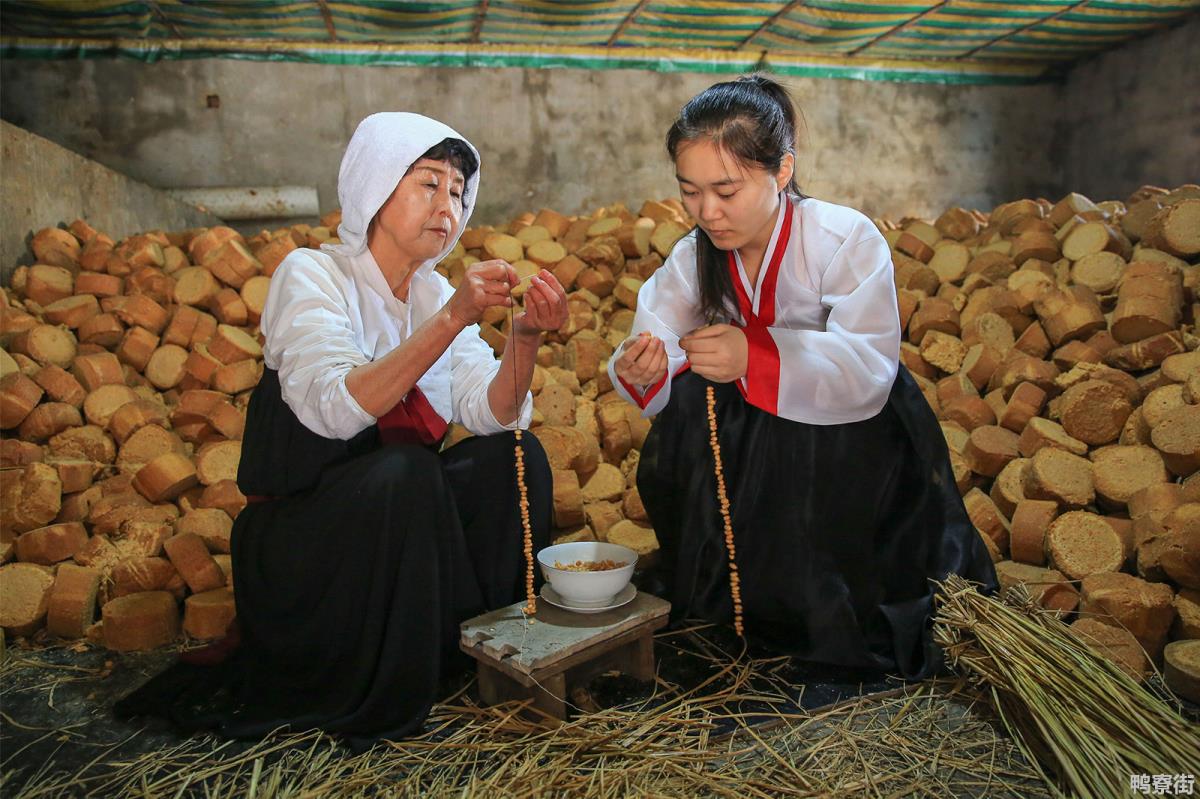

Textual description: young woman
[117,113,567,746]
[610,76,997,679]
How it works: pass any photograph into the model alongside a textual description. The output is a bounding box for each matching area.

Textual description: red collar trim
[727,198,793,328]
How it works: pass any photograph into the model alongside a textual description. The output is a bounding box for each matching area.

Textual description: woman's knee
[666,371,717,422]
[457,430,549,477]
[356,444,444,495]
[467,431,551,508]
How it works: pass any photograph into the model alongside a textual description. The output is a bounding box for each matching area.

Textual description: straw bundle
[4,625,1054,799]
[933,574,1200,799]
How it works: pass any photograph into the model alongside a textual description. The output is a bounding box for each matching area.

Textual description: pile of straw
[934,574,1200,799]
[5,625,1052,798]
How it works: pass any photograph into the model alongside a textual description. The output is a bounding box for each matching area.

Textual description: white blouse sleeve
[749,225,900,424]
[439,277,533,434]
[260,252,377,440]
[607,235,704,417]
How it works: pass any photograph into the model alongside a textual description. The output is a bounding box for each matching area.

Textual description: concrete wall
[0,58,1058,230]
[1060,13,1200,202]
[0,14,1195,253]
[0,121,221,285]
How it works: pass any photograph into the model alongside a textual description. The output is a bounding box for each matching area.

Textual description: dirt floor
[0,620,1068,798]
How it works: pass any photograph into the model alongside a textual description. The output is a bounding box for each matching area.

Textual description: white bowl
[537,542,637,606]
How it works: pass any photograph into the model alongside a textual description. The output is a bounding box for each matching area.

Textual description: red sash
[377,385,448,447]
[726,199,793,415]
[245,386,447,507]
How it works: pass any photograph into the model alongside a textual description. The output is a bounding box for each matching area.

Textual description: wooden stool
[460,591,670,721]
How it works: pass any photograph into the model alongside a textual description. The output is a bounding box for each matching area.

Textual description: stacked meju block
[0,189,1197,703]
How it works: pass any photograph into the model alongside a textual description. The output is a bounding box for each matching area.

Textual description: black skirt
[637,366,997,680]
[115,369,552,747]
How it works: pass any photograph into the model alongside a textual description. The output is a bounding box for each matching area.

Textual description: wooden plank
[474,627,662,721]
[533,672,568,720]
[958,1,1091,60]
[848,2,949,57]
[555,632,659,690]
[460,591,670,675]
[468,617,666,688]
[534,619,666,681]
[739,1,807,49]
[146,0,185,39]
[607,0,650,47]
[314,0,338,41]
[471,0,490,44]
[477,663,529,706]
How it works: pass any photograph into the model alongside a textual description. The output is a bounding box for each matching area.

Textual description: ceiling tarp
[1,0,1197,84]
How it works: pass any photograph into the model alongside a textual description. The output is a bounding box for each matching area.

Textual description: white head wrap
[322,112,480,270]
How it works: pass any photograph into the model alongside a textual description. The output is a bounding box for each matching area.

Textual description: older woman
[117,113,566,746]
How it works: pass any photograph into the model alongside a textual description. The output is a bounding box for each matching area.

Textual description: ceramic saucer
[540,583,637,614]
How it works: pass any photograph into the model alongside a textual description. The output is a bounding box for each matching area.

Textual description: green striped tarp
[1,0,1197,84]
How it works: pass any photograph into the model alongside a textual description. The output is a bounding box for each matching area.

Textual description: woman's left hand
[680,324,748,383]
[512,269,569,337]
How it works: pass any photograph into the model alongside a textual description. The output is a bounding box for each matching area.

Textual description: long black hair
[666,74,805,323]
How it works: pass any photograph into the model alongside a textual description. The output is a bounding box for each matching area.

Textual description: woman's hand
[446,259,517,326]
[488,269,567,425]
[680,324,747,383]
[512,269,568,338]
[615,332,668,388]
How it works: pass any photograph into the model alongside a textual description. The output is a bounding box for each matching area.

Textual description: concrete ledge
[1,120,222,285]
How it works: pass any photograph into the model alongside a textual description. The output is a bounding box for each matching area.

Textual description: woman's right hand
[614,332,667,387]
[446,259,517,326]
